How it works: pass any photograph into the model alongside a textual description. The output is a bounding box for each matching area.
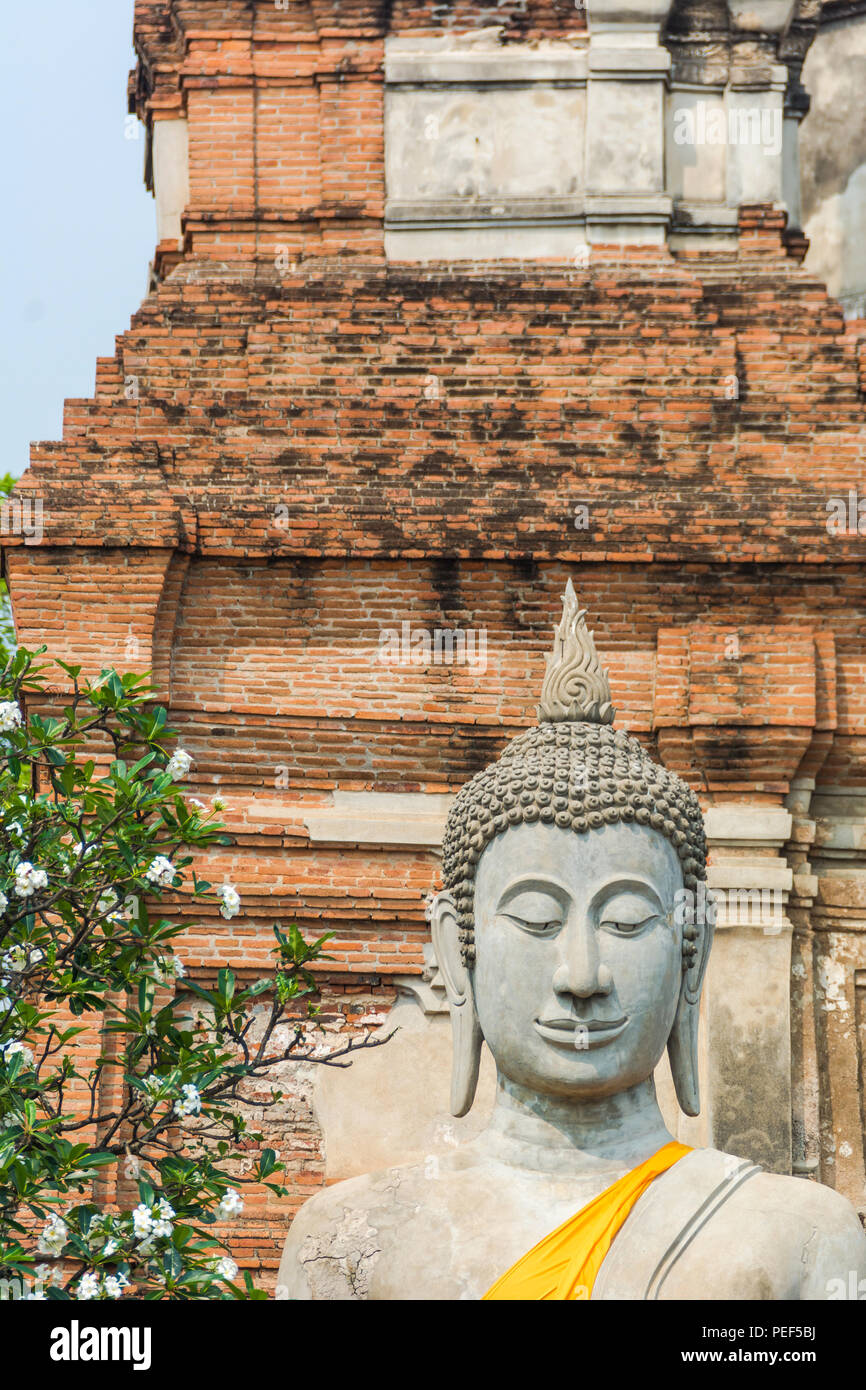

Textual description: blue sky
[0,1,154,479]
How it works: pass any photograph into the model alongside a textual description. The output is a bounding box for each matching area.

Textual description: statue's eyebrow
[496,876,571,910]
[591,878,665,915]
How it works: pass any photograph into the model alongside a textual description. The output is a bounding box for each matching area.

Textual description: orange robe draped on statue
[483,1140,692,1301]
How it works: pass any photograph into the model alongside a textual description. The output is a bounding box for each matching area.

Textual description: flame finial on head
[537,580,616,725]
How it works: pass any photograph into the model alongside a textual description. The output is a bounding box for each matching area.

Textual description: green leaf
[259,1149,277,1178]
[217,968,235,1005]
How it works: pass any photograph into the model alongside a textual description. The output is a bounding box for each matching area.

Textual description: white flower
[2,944,43,975]
[102,1238,119,1257]
[189,798,206,811]
[217,883,241,920]
[152,1196,175,1238]
[212,796,226,812]
[12,862,48,898]
[145,855,176,888]
[1,1040,35,1069]
[166,749,192,782]
[140,1075,163,1107]
[152,954,186,984]
[77,1272,100,1301]
[36,1213,68,1257]
[174,1083,201,1118]
[217,1188,244,1221]
[25,1288,48,1300]
[0,890,6,915]
[215,1257,238,1281]
[0,701,22,732]
[132,1203,153,1239]
[103,1273,128,1300]
[6,822,23,839]
[96,890,124,924]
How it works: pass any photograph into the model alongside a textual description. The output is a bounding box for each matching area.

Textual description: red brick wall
[5,0,866,1281]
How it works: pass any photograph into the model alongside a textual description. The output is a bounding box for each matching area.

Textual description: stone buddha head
[431,582,711,1120]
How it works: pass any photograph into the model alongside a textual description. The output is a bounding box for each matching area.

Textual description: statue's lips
[534,1016,629,1048]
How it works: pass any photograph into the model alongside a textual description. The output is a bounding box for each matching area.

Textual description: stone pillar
[785,775,822,1183]
[701,805,795,1173]
[807,783,866,1216]
[726,64,789,211]
[724,0,798,223]
[584,0,673,244]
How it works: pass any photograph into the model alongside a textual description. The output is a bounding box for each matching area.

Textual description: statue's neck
[480,1074,675,1177]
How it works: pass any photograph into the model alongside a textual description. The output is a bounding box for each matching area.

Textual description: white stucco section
[385,85,587,207]
[153,117,190,246]
[384,31,591,259]
[252,790,453,847]
[800,16,866,314]
[804,163,866,309]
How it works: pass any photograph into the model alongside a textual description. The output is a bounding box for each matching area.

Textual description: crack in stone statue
[279,584,866,1300]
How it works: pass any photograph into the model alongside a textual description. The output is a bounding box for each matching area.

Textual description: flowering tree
[0,475,17,664]
[0,647,386,1300]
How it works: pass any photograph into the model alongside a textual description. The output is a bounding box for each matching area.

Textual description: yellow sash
[483,1140,692,1301]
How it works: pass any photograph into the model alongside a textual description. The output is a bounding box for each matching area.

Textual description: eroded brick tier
[6,0,866,1285]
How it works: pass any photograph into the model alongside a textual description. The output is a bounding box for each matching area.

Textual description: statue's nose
[552,918,612,998]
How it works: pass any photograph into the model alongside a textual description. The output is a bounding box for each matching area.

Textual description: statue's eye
[598,891,661,938]
[501,914,563,935]
[498,891,564,935]
[600,916,655,936]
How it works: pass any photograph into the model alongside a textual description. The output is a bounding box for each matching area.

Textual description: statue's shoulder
[670,1148,866,1300]
[738,1161,866,1243]
[598,1147,866,1300]
[276,1156,449,1301]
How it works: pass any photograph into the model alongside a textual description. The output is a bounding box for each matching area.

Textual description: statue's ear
[430,890,482,1118]
[667,888,715,1117]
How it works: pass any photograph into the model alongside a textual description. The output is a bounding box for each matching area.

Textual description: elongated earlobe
[668,994,701,1117]
[668,897,714,1117]
[447,996,483,1118]
[431,890,483,1117]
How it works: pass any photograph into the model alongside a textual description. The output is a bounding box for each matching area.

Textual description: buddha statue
[279,583,866,1300]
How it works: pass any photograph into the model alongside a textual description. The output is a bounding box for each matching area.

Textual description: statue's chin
[490,1041,662,1102]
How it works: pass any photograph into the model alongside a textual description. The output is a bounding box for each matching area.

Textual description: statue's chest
[363,1176,618,1301]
